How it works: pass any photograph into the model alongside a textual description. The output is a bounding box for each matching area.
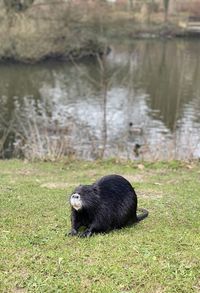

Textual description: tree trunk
[163,0,170,22]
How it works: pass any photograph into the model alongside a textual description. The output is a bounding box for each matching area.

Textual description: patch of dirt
[137,190,163,199]
[17,168,36,176]
[13,288,27,293]
[0,168,36,176]
[41,182,76,189]
[85,170,100,177]
[123,174,145,183]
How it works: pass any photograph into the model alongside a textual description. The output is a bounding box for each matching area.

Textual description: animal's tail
[137,208,149,222]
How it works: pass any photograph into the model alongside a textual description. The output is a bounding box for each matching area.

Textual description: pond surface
[0,39,200,160]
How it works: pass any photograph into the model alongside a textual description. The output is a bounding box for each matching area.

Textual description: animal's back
[94,174,137,227]
[95,174,136,203]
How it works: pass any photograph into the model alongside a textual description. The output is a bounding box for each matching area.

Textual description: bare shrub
[13,98,75,161]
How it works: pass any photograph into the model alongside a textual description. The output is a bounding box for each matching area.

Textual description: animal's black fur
[68,174,148,237]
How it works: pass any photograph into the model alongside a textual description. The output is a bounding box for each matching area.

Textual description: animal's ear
[73,185,82,194]
[92,184,99,194]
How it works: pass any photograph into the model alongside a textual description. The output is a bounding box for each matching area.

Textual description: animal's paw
[67,229,78,236]
[79,229,92,238]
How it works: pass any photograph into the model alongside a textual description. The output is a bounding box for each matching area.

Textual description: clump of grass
[0,160,200,292]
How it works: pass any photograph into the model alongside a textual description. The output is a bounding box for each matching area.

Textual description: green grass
[0,160,200,293]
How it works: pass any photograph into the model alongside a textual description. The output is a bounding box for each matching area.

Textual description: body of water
[0,39,200,160]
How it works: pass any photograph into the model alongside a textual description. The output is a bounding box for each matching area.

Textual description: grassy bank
[0,159,200,292]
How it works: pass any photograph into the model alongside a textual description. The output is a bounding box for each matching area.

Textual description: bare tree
[163,0,170,22]
[97,54,108,159]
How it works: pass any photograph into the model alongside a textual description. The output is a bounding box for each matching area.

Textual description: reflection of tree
[131,40,200,131]
[0,63,55,128]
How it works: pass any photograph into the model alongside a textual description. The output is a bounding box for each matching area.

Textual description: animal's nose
[72,193,79,199]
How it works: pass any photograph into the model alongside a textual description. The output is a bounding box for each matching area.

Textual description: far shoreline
[0,25,198,65]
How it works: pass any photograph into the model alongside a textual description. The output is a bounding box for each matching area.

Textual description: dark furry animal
[68,174,148,237]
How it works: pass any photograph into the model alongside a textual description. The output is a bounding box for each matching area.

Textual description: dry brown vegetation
[0,1,107,62]
[0,0,197,62]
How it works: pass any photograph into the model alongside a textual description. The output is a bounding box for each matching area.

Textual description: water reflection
[0,39,200,160]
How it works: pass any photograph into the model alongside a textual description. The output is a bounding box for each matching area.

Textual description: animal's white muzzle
[70,193,82,211]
